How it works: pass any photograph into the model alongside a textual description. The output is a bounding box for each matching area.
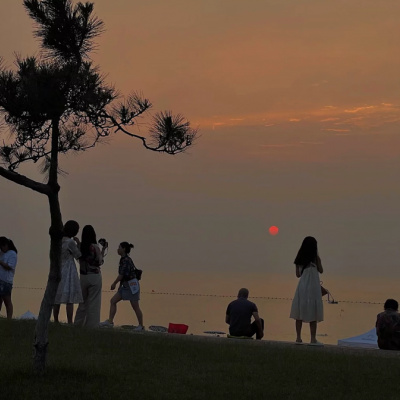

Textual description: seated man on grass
[376,298,400,350]
[226,288,264,340]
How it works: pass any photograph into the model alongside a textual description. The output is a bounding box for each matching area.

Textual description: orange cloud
[320,117,340,122]
[322,128,351,132]
[344,106,376,113]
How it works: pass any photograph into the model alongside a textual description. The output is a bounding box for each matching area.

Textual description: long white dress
[290,262,324,323]
[54,237,83,304]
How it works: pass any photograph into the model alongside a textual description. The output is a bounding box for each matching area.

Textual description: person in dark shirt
[376,298,400,350]
[100,241,144,330]
[226,288,264,339]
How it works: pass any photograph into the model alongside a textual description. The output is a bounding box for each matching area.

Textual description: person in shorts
[0,237,18,319]
[100,241,144,330]
[226,288,264,339]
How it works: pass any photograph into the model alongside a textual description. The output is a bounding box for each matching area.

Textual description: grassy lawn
[1,319,399,400]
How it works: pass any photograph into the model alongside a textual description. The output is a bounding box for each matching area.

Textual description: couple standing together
[53,220,144,330]
[226,236,324,344]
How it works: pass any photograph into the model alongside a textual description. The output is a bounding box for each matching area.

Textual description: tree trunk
[33,191,63,374]
[33,118,63,374]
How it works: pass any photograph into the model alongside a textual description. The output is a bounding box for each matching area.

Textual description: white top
[62,237,81,261]
[0,250,17,284]
[54,237,83,304]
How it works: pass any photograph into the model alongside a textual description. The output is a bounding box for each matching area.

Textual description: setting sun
[269,226,279,236]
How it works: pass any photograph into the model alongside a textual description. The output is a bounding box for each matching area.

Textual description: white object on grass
[18,310,38,320]
[337,328,378,349]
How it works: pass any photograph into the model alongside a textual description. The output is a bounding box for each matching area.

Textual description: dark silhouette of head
[294,236,318,266]
[63,220,79,238]
[237,288,249,299]
[81,225,97,258]
[0,236,18,254]
[120,242,134,254]
[384,299,398,311]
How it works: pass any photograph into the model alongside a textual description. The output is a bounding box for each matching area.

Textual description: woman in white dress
[290,236,324,345]
[53,220,83,324]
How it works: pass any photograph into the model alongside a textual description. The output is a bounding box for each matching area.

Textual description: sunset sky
[1,0,400,302]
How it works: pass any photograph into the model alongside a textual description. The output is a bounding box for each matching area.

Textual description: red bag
[168,323,189,334]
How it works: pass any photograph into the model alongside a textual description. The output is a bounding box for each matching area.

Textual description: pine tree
[0,0,196,373]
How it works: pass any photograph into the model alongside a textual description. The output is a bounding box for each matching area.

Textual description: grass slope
[1,319,399,400]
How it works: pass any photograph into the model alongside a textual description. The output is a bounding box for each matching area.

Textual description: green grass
[1,319,399,400]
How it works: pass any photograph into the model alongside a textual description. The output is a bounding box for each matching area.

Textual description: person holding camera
[100,241,144,330]
[74,225,108,328]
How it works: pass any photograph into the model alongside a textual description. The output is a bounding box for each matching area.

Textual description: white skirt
[290,264,324,323]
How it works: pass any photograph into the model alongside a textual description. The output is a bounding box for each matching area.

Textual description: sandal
[308,340,324,346]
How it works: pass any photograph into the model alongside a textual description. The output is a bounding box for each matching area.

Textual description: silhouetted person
[226,288,264,339]
[290,236,324,345]
[75,225,107,328]
[0,237,18,319]
[100,242,144,330]
[53,220,83,324]
[376,298,400,350]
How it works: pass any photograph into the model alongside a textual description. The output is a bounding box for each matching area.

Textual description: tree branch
[0,166,49,195]
[101,112,157,151]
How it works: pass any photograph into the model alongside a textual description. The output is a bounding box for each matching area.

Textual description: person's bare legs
[2,295,13,319]
[66,303,74,324]
[295,319,303,342]
[108,292,122,323]
[130,300,143,326]
[53,304,61,323]
[310,321,317,343]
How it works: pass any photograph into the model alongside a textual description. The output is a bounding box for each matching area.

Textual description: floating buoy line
[13,286,384,305]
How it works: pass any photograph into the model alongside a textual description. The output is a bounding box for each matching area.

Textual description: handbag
[127,278,140,295]
[135,268,143,281]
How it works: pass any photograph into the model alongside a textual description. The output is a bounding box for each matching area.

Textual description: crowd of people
[225,236,324,345]
[53,220,144,330]
[1,230,400,349]
[0,221,144,331]
[225,236,400,350]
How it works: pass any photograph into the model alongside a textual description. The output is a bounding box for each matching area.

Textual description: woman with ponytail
[100,241,144,330]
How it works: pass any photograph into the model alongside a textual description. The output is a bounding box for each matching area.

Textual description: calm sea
[10,271,391,345]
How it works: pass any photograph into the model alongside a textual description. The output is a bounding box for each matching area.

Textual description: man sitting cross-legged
[226,288,264,340]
